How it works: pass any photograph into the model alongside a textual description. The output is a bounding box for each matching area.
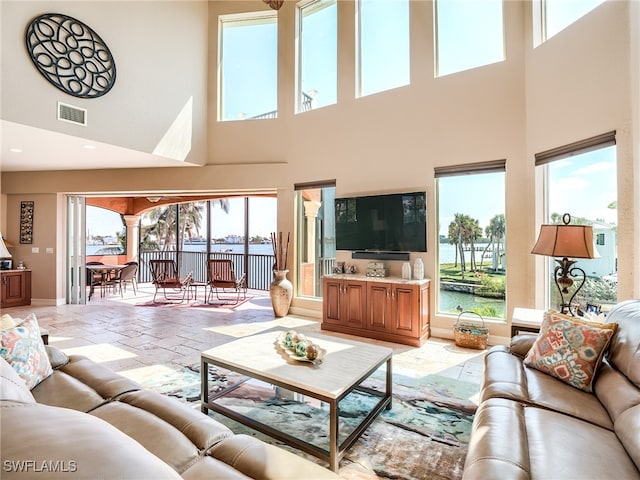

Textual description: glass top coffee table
[200,330,393,471]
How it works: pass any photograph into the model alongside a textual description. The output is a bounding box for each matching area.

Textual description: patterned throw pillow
[524,311,617,392]
[0,313,53,389]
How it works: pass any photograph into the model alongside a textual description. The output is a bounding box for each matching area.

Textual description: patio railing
[139,251,276,290]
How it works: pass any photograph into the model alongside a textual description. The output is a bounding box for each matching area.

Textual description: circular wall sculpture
[25,13,116,99]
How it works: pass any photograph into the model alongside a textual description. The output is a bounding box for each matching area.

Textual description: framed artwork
[20,201,34,244]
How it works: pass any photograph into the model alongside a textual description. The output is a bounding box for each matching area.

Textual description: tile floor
[8,283,486,395]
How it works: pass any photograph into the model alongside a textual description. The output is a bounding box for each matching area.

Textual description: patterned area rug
[139,364,478,480]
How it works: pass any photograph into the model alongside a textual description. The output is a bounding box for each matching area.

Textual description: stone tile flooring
[10,283,486,398]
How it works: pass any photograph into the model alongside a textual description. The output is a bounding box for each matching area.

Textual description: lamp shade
[531,224,596,259]
[0,234,12,258]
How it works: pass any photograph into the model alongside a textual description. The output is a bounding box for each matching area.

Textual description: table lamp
[531,213,597,315]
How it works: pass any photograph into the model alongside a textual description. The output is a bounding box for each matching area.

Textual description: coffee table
[200,331,393,471]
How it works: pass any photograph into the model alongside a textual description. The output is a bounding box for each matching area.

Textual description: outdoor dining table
[86,264,127,300]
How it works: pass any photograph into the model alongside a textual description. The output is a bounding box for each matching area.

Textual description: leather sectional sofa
[463,299,640,479]
[1,345,339,479]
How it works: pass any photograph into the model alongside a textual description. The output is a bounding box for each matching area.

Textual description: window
[535,132,617,311]
[86,206,125,255]
[542,0,605,42]
[295,181,336,298]
[297,0,337,112]
[434,0,504,77]
[357,0,410,97]
[219,12,278,121]
[436,161,506,319]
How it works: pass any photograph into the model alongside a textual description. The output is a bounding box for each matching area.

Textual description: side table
[511,307,545,337]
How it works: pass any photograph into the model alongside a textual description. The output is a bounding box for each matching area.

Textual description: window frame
[218,10,279,122]
[435,160,507,319]
[295,0,338,114]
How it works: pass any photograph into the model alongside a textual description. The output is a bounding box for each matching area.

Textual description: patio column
[123,215,141,263]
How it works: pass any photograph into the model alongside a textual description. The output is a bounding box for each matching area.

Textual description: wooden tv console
[322,274,430,346]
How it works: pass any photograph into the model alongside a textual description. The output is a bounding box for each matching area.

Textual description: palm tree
[481,214,505,270]
[466,217,482,272]
[141,199,230,251]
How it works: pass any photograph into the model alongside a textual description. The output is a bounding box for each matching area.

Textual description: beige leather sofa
[463,299,640,480]
[1,347,339,479]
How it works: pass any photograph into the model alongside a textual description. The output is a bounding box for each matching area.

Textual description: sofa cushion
[0,357,35,404]
[91,400,202,474]
[1,400,181,479]
[209,434,340,480]
[606,299,640,388]
[482,345,613,430]
[524,311,616,392]
[0,313,53,389]
[615,404,640,472]
[117,390,233,449]
[31,370,107,413]
[463,398,640,480]
[59,354,142,399]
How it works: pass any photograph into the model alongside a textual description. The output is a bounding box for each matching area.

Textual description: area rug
[136,296,253,310]
[139,363,479,480]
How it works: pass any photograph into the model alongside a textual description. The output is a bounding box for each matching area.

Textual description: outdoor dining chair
[108,262,138,297]
[206,259,247,305]
[149,259,192,303]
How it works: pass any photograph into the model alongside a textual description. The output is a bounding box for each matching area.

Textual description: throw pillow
[0,313,16,330]
[524,311,617,392]
[0,313,53,389]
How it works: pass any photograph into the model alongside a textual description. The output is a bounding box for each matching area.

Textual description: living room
[1,0,639,478]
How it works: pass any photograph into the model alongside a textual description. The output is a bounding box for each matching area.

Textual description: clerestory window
[356,0,410,98]
[539,0,606,43]
[434,0,505,77]
[218,12,278,121]
[296,0,337,113]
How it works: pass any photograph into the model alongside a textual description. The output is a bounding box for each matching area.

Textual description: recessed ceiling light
[9,148,23,153]
[82,144,96,150]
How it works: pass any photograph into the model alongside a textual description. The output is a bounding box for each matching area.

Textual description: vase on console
[270,269,293,317]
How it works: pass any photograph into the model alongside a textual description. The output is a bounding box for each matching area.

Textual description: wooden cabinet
[0,269,32,308]
[322,275,430,346]
[323,277,367,330]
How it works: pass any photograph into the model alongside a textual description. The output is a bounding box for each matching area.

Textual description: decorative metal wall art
[25,13,116,98]
[263,0,284,10]
[20,201,34,244]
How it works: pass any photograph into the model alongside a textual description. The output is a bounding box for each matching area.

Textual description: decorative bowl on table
[276,330,325,365]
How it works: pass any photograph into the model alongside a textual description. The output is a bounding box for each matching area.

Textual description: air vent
[57,102,87,126]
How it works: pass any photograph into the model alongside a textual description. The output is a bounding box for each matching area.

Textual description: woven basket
[453,311,489,350]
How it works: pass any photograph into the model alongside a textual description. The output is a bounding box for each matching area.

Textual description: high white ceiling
[1,120,197,173]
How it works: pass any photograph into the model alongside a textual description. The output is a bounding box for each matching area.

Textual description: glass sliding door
[67,196,87,304]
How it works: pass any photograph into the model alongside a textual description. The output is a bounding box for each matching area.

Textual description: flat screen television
[335,191,427,252]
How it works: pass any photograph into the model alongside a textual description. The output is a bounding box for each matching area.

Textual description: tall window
[295,181,336,298]
[436,161,506,319]
[542,0,605,42]
[434,0,504,77]
[219,12,278,121]
[536,133,617,312]
[357,0,410,97]
[297,0,337,112]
